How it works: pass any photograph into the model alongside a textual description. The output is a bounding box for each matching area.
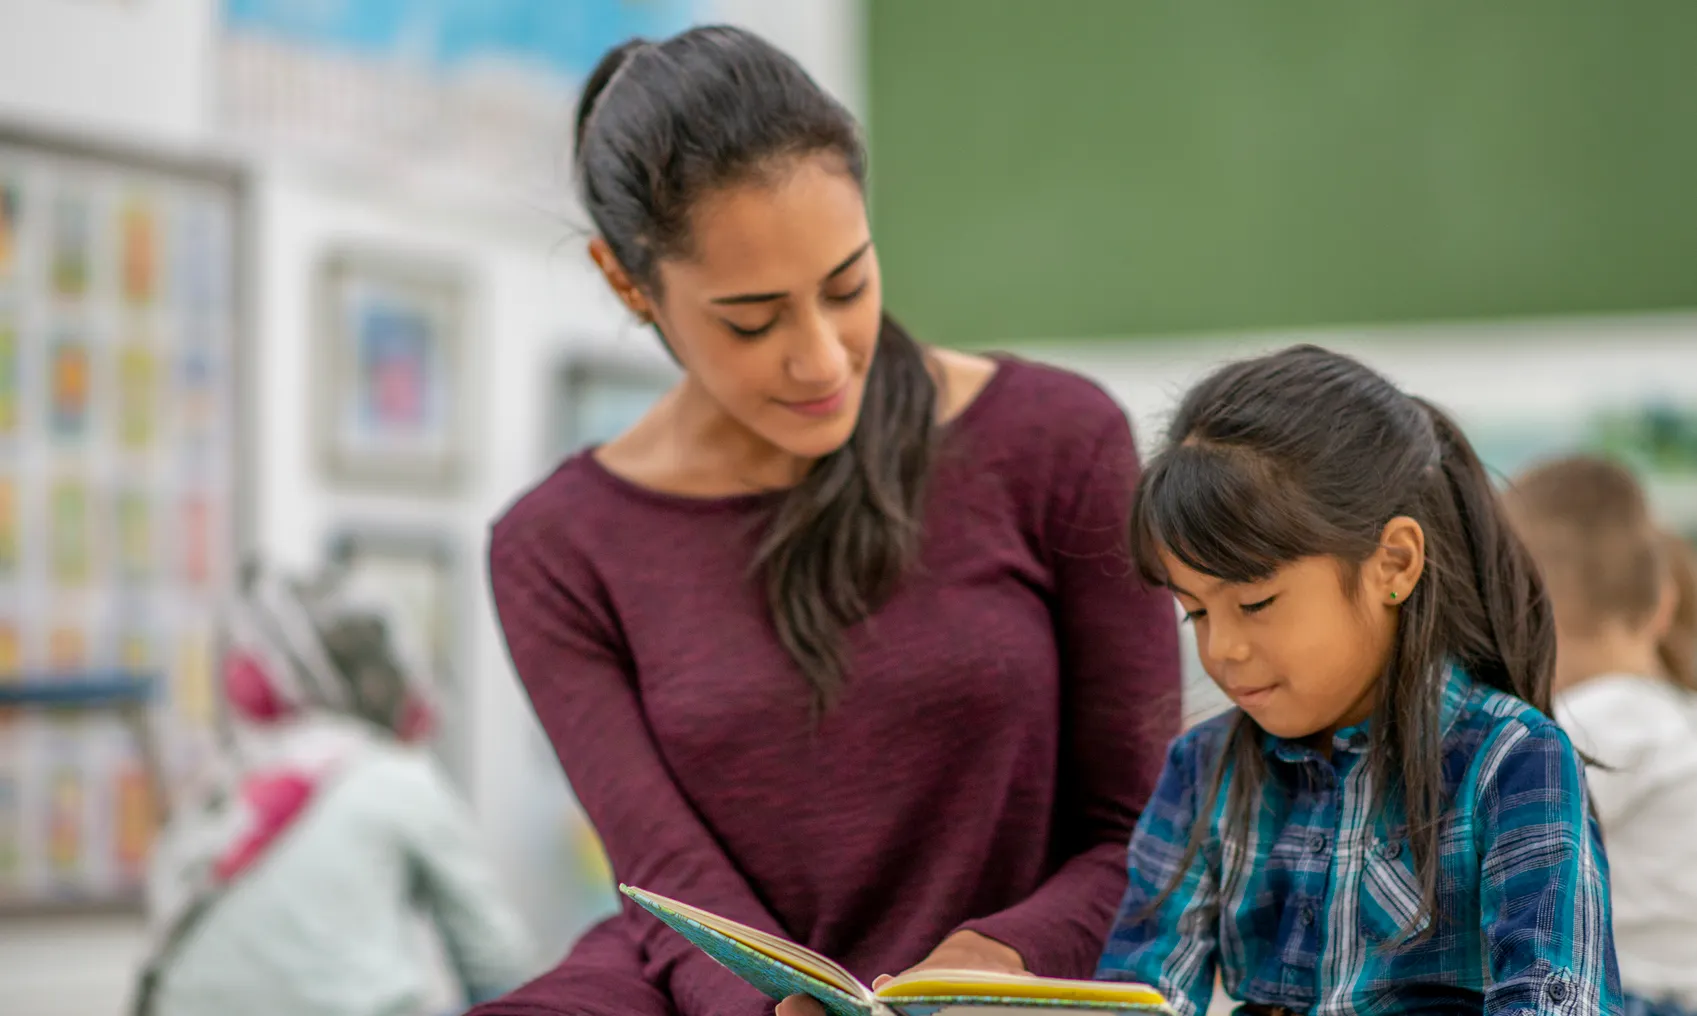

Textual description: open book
[620,885,1173,1016]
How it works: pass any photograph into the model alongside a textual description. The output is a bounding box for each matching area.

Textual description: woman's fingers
[775,994,827,1016]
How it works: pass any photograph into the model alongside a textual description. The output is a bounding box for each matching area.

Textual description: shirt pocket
[1358,832,1433,945]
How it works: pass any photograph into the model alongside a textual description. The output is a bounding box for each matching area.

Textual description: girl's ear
[1369,516,1427,606]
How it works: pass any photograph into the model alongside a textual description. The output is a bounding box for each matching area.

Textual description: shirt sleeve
[1095,731,1220,1016]
[1475,720,1623,1015]
[392,752,537,1004]
[956,408,1183,978]
[480,518,781,1016]
[468,915,679,1016]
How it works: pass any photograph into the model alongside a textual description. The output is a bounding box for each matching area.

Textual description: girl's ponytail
[1413,398,1556,715]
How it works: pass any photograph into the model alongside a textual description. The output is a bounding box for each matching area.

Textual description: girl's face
[1162,525,1421,747]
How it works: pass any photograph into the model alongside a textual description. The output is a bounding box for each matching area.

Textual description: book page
[875,969,1167,1007]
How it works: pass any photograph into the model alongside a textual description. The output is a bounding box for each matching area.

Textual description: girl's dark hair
[573,27,936,711]
[1130,344,1554,941]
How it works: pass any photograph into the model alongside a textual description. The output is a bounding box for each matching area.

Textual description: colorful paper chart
[120,199,158,307]
[50,193,91,300]
[113,759,152,883]
[0,620,19,678]
[115,488,151,581]
[0,476,17,577]
[49,334,92,438]
[0,178,19,283]
[0,131,241,909]
[0,773,19,891]
[117,339,158,450]
[0,316,18,436]
[49,479,92,586]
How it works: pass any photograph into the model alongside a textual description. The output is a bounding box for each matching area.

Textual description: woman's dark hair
[573,26,936,711]
[1130,344,1554,941]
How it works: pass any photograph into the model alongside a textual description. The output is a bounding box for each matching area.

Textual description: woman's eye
[1241,596,1277,615]
[1181,609,1207,624]
[725,319,777,339]
[825,280,868,305]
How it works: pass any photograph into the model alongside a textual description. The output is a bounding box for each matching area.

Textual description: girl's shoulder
[1448,679,1588,806]
[1454,680,1569,752]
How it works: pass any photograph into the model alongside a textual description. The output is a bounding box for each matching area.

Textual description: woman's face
[590,152,882,468]
[643,153,883,464]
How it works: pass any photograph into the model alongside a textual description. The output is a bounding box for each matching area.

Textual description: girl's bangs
[1133,444,1313,587]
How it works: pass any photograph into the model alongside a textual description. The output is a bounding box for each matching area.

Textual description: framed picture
[323,527,466,785]
[547,350,678,464]
[317,249,468,492]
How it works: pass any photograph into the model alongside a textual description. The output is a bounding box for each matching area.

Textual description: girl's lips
[1228,684,1278,707]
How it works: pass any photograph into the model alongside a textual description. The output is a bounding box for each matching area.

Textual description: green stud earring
[1390,591,1399,601]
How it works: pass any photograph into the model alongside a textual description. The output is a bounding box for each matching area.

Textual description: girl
[1506,456,1697,1016]
[478,24,1181,1016]
[1096,346,1621,1015]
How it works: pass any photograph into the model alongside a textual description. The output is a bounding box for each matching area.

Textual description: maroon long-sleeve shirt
[475,357,1180,1016]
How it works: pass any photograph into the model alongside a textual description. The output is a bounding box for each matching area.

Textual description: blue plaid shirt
[1097,666,1621,1015]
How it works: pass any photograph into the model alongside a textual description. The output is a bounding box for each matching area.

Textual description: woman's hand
[879,930,1026,984]
[775,932,1025,1016]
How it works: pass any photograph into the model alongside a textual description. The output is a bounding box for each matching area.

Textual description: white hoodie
[143,714,534,1016]
[1557,674,1697,1008]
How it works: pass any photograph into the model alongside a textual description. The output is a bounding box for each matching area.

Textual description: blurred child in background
[134,563,534,1016]
[1507,456,1697,1016]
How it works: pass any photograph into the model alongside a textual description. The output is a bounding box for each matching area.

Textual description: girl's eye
[1181,609,1207,624]
[725,319,777,339]
[1241,595,1277,615]
[825,280,868,305]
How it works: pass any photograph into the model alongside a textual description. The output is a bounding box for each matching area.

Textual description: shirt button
[1379,840,1402,860]
[1308,832,1328,853]
[1299,905,1316,927]
[1546,979,1569,1003]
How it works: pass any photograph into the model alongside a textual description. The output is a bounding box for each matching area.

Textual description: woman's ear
[1370,516,1427,606]
[588,236,653,323]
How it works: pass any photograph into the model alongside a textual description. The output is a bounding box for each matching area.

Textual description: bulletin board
[0,123,248,911]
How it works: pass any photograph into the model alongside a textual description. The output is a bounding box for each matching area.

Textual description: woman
[476,25,1180,1016]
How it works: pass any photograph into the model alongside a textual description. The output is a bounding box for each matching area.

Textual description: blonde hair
[1506,455,1696,690]
[1658,529,1697,689]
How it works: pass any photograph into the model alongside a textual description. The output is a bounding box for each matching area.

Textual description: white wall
[0,0,214,143]
[1018,314,1697,450]
[0,1,866,1013]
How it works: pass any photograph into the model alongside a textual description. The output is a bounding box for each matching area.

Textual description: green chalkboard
[867,1,1697,345]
